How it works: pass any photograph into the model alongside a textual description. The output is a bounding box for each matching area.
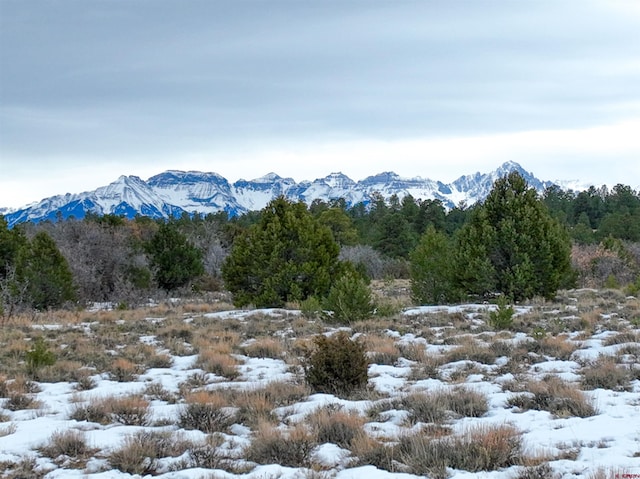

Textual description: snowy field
[1,288,639,479]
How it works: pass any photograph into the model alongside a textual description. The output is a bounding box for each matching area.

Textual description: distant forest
[1,180,639,313]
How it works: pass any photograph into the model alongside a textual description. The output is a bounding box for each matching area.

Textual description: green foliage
[300,296,323,319]
[324,269,374,323]
[410,225,459,304]
[303,331,369,397]
[488,295,515,330]
[17,231,76,309]
[222,196,342,307]
[25,337,56,378]
[453,172,573,301]
[146,222,204,291]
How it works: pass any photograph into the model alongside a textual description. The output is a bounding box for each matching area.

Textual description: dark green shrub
[324,270,374,324]
[488,296,515,330]
[25,337,56,378]
[303,331,369,398]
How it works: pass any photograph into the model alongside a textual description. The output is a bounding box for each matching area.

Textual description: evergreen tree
[146,221,204,291]
[410,225,459,304]
[453,172,573,301]
[222,196,342,307]
[17,231,76,309]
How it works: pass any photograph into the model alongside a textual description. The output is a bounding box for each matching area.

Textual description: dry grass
[38,429,96,467]
[195,348,240,379]
[244,420,316,468]
[531,335,580,360]
[401,387,488,425]
[306,406,367,448]
[365,334,402,365]
[108,358,140,382]
[241,336,285,359]
[507,376,597,418]
[581,356,632,391]
[69,394,150,425]
[178,390,234,433]
[445,340,498,365]
[397,423,524,478]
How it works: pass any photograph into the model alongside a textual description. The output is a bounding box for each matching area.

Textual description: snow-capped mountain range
[2,161,563,227]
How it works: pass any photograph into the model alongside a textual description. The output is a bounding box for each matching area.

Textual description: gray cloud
[1,0,639,206]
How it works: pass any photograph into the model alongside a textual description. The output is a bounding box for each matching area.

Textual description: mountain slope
[3,162,558,227]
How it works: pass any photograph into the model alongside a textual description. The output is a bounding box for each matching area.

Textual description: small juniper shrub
[323,270,375,324]
[488,296,515,330]
[303,331,369,398]
[507,375,597,417]
[25,337,56,379]
[300,296,323,319]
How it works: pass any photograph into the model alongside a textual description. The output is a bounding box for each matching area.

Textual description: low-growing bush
[507,376,597,417]
[307,406,366,449]
[178,391,234,433]
[397,424,523,478]
[581,356,632,391]
[303,331,369,398]
[244,421,316,468]
[324,270,375,324]
[38,429,94,466]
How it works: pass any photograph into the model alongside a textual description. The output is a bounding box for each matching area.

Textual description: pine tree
[17,231,76,309]
[222,196,342,307]
[146,221,204,291]
[453,172,573,301]
[410,225,459,304]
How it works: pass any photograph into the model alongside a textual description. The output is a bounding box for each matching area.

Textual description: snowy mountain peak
[3,162,567,227]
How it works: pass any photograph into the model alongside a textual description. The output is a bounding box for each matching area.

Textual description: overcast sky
[1,0,640,208]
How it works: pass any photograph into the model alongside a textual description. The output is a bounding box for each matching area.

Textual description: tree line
[1,173,639,317]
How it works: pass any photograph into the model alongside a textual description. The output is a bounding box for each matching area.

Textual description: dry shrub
[106,395,150,425]
[107,430,192,475]
[401,387,488,425]
[121,343,172,369]
[69,394,150,425]
[515,463,560,479]
[603,331,640,346]
[445,341,498,365]
[143,381,177,403]
[35,360,85,383]
[581,356,632,391]
[350,434,398,472]
[241,337,285,359]
[0,423,17,437]
[507,376,596,417]
[39,429,95,465]
[244,421,316,467]
[187,433,228,469]
[3,392,41,411]
[397,423,523,478]
[532,335,579,360]
[179,390,234,433]
[587,467,637,479]
[108,358,139,382]
[365,334,401,365]
[260,380,311,407]
[0,456,47,479]
[232,389,277,427]
[307,406,366,448]
[195,349,240,379]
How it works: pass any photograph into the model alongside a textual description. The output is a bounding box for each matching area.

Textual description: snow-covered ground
[1,292,639,478]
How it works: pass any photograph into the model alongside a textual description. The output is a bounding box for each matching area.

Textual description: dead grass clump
[397,423,523,478]
[507,376,597,417]
[445,341,498,365]
[244,421,316,468]
[0,423,17,437]
[4,392,41,411]
[581,356,632,391]
[401,387,488,424]
[603,330,640,346]
[0,456,47,479]
[307,406,366,449]
[69,394,150,425]
[195,349,240,380]
[34,360,86,383]
[107,430,192,475]
[514,463,560,479]
[186,433,229,469]
[231,389,277,427]
[108,358,139,382]
[350,434,398,472]
[531,335,580,360]
[241,337,285,359]
[143,382,177,403]
[38,429,95,466]
[179,390,234,433]
[106,395,150,425]
[365,334,401,365]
